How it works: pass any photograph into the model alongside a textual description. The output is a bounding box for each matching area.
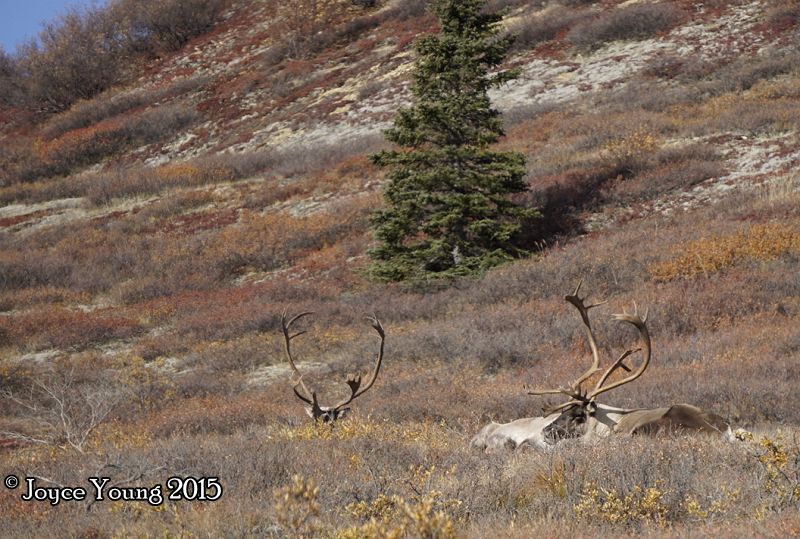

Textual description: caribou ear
[336,407,351,420]
[586,401,598,416]
[304,406,315,419]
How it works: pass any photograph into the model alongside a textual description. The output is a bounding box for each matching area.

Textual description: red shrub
[1,307,143,350]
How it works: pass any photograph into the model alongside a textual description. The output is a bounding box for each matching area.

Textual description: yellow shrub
[154,163,235,186]
[575,482,669,527]
[340,491,458,539]
[602,129,659,172]
[273,475,321,538]
[650,223,800,281]
[683,486,740,521]
[754,434,800,516]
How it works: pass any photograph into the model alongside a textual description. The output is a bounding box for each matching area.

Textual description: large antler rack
[527,282,651,413]
[527,281,606,409]
[281,310,386,422]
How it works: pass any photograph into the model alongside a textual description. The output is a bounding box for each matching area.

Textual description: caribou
[282,311,385,422]
[471,282,730,451]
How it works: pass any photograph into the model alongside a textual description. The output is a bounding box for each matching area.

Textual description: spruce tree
[368,0,539,282]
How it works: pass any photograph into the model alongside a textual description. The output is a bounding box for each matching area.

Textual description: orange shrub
[601,129,660,176]
[650,222,800,281]
[146,393,282,437]
[38,117,130,169]
[0,286,90,311]
[1,307,143,350]
[41,76,208,140]
[87,158,232,205]
[206,194,375,279]
[326,153,376,189]
[154,162,236,186]
[0,136,43,184]
[25,104,198,183]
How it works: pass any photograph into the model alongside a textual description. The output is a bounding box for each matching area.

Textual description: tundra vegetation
[0,0,799,537]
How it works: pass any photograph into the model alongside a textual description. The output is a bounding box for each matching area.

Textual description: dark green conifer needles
[369,0,539,282]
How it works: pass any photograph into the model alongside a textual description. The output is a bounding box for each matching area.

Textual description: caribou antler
[528,280,607,405]
[591,348,636,394]
[281,311,386,422]
[527,284,653,413]
[327,315,385,412]
[587,305,650,400]
[281,310,326,419]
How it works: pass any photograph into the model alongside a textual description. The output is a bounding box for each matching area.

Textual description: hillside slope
[0,0,799,536]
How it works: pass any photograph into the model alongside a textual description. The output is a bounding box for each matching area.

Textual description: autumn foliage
[0,0,799,537]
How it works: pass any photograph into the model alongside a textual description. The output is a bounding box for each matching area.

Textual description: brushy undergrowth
[0,0,799,537]
[650,222,800,281]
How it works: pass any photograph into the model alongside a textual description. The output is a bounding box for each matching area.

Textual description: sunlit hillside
[0,0,799,536]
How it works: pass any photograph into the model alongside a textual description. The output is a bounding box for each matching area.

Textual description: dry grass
[567,3,686,51]
[1,394,798,537]
[1,166,799,538]
[1,0,800,536]
[40,77,208,141]
[4,104,199,184]
[510,5,591,52]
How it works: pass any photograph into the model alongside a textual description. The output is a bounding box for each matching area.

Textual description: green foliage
[369,0,540,282]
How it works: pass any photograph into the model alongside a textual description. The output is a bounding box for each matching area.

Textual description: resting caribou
[282,311,385,423]
[471,283,730,451]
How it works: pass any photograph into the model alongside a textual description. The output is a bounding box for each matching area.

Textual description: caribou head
[282,311,385,423]
[471,282,729,451]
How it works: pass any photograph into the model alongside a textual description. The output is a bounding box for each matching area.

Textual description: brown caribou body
[471,283,730,451]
